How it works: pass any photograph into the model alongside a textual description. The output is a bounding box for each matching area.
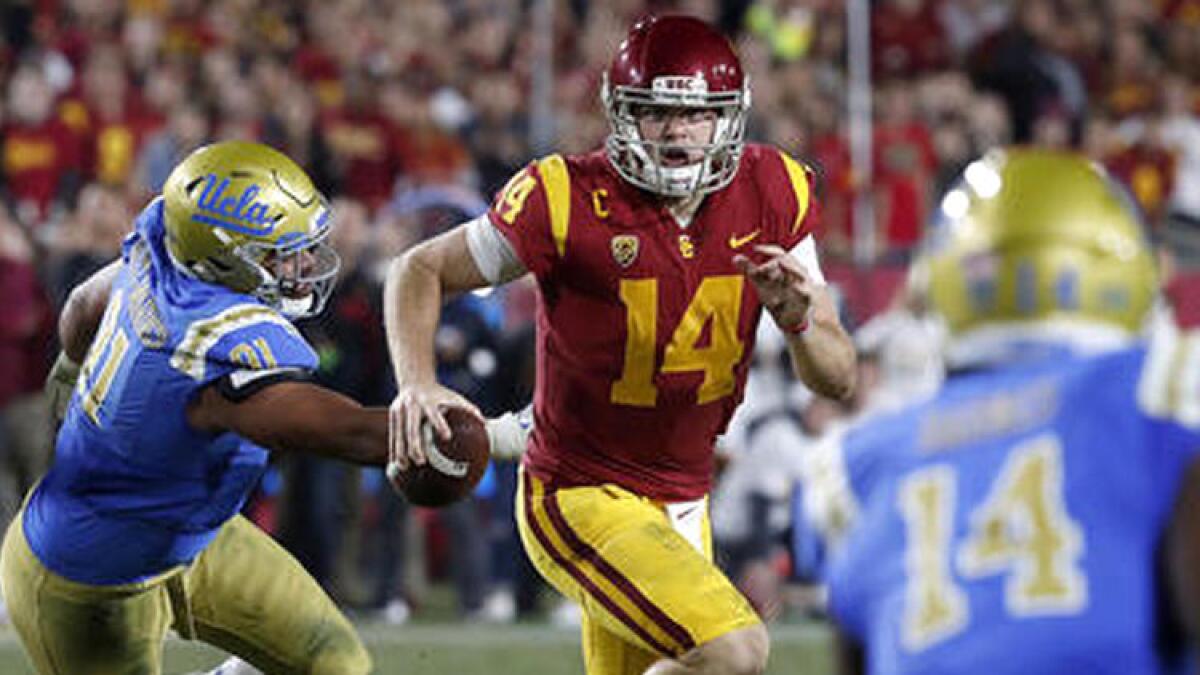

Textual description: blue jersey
[25,199,317,585]
[804,341,1200,675]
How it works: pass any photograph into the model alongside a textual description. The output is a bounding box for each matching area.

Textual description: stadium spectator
[0,207,54,530]
[1,62,82,228]
[969,0,1087,143]
[1159,72,1200,229]
[873,81,937,258]
[871,0,952,80]
[136,100,211,193]
[46,182,131,305]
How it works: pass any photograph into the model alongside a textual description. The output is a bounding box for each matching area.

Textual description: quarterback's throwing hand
[734,244,814,333]
[388,383,484,473]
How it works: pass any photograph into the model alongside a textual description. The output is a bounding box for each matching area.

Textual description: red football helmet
[601,15,751,198]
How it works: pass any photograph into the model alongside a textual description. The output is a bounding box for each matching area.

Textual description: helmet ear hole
[184,176,205,195]
[273,168,316,207]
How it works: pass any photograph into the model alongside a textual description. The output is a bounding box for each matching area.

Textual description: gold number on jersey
[899,434,1087,652]
[611,279,659,406]
[499,174,538,225]
[957,435,1086,615]
[77,293,134,426]
[611,276,745,407]
[898,466,969,651]
[229,338,280,370]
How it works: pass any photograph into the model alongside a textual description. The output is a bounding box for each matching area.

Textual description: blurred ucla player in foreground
[0,141,390,674]
[797,149,1200,674]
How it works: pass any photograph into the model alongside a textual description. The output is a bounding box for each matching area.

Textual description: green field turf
[0,621,837,674]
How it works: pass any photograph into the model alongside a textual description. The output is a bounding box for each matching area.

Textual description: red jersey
[489,144,817,500]
[321,110,403,211]
[1,118,81,221]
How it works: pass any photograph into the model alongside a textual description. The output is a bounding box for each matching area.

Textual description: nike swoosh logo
[729,230,761,249]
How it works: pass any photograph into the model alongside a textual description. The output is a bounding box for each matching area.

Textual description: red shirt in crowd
[871,0,952,80]
[1104,142,1176,225]
[0,259,54,407]
[1,117,81,222]
[59,94,161,186]
[321,109,404,211]
[874,121,937,251]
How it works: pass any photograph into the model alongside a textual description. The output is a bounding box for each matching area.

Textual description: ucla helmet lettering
[162,141,339,318]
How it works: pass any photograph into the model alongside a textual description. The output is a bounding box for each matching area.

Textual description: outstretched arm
[189,375,531,467]
[189,379,389,466]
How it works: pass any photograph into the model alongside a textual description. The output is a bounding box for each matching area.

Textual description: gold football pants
[0,510,370,675]
[517,467,762,675]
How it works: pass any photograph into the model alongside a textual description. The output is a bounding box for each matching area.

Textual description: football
[387,407,490,507]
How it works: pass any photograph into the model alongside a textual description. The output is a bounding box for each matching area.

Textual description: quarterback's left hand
[735,244,815,333]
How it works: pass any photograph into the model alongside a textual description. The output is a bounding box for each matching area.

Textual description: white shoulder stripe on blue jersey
[798,427,860,547]
[170,304,302,380]
[1138,310,1200,428]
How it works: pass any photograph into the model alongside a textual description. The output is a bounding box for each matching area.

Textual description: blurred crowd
[3,0,1200,624]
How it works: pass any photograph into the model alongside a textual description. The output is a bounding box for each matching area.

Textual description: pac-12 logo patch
[611,234,639,268]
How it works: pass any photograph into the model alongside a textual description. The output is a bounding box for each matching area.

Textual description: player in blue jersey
[0,141,396,674]
[795,149,1200,675]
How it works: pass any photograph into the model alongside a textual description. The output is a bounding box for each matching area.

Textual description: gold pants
[0,511,371,675]
[517,468,761,675]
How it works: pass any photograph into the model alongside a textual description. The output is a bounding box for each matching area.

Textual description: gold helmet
[162,141,339,318]
[922,148,1157,348]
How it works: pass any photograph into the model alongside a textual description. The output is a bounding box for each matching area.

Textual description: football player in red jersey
[385,15,856,675]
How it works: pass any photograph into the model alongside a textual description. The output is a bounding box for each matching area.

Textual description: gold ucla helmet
[162,141,339,318]
[922,148,1157,346]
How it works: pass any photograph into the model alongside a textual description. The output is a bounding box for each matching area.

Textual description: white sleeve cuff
[464,215,528,285]
[789,235,826,286]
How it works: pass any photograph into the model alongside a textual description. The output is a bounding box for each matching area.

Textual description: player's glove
[486,404,533,460]
[45,352,80,427]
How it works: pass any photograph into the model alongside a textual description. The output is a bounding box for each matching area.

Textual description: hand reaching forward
[734,244,815,332]
[387,382,484,474]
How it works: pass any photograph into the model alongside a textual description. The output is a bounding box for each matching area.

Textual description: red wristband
[781,316,810,335]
